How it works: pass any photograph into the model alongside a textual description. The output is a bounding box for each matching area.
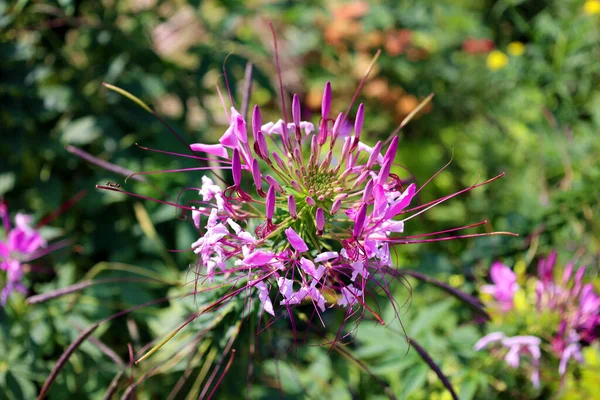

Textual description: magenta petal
[372,184,387,218]
[301,258,325,281]
[255,281,274,316]
[0,241,9,259]
[243,250,275,266]
[353,204,367,237]
[385,183,416,219]
[277,277,294,299]
[384,135,399,164]
[314,251,338,263]
[230,108,248,144]
[190,143,229,158]
[219,123,240,148]
[285,228,308,253]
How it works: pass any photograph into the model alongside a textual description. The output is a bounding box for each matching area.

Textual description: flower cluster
[475,333,541,387]
[475,252,600,387]
[0,203,47,304]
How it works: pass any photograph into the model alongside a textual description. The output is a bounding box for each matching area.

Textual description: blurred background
[1,0,599,399]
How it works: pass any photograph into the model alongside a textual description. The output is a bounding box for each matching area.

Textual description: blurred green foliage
[1,0,599,399]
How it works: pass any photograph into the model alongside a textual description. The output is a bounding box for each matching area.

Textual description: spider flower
[477,252,599,386]
[0,204,47,303]
[94,46,514,329]
[474,332,541,388]
[481,261,518,311]
[133,78,514,324]
[0,193,83,305]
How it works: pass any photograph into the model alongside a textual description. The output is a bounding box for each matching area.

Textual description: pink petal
[190,143,229,158]
[384,183,416,219]
[243,250,275,266]
[285,228,308,253]
[314,251,338,263]
[300,258,325,281]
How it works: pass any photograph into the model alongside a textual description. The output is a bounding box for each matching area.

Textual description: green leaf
[0,172,16,195]
[5,371,37,400]
[400,364,428,398]
[60,117,102,145]
[408,299,455,337]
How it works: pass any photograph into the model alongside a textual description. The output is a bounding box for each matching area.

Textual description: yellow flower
[584,0,600,15]
[487,50,508,70]
[507,41,525,56]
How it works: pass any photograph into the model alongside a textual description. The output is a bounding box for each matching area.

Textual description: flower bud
[232,149,242,186]
[321,82,331,120]
[288,195,297,219]
[266,185,275,221]
[252,105,262,139]
[316,207,325,234]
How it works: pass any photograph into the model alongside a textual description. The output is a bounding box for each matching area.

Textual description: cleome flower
[474,332,542,388]
[476,252,600,387]
[112,70,515,327]
[91,41,515,334]
[0,204,47,304]
[480,261,519,311]
[50,38,518,400]
[0,193,84,305]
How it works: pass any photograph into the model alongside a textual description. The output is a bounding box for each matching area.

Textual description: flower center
[302,170,340,200]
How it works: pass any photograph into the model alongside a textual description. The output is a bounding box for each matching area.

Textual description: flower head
[584,0,600,15]
[0,192,84,305]
[507,41,525,57]
[478,251,600,385]
[162,67,515,325]
[486,50,509,70]
[474,332,542,388]
[0,204,47,304]
[481,261,518,311]
[95,46,515,331]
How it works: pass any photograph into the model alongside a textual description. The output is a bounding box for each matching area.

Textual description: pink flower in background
[481,262,518,311]
[474,332,542,388]
[478,252,600,386]
[0,206,47,304]
[0,192,84,305]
